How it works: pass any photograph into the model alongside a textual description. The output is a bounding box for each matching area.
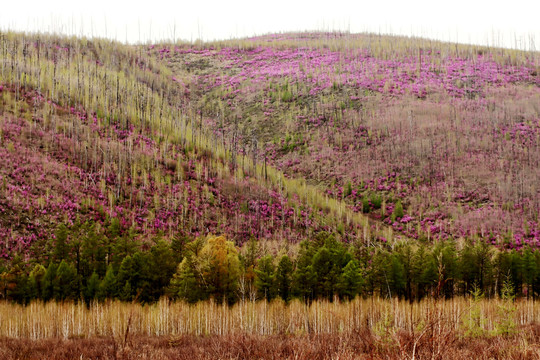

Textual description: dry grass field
[1,298,540,359]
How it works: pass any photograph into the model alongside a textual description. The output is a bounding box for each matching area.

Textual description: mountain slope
[0,32,375,260]
[149,32,540,248]
[0,31,539,262]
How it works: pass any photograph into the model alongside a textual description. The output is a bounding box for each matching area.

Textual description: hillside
[2,31,539,258]
[149,32,540,247]
[0,32,369,261]
[1,31,540,304]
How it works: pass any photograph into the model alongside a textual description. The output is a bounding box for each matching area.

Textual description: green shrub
[493,276,517,336]
[392,201,404,221]
[281,90,293,102]
[462,285,487,338]
[362,197,370,213]
[371,194,382,210]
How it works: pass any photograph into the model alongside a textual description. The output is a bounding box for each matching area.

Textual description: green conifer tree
[522,247,537,299]
[42,263,58,302]
[117,256,134,288]
[389,255,406,297]
[98,265,117,300]
[53,260,78,301]
[148,240,177,301]
[84,272,100,303]
[276,255,293,302]
[28,264,46,299]
[54,224,69,263]
[169,256,205,303]
[339,259,363,300]
[293,241,316,301]
[254,255,276,300]
[120,281,133,301]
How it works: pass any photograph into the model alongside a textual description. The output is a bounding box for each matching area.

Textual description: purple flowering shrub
[148,33,540,248]
[0,85,330,258]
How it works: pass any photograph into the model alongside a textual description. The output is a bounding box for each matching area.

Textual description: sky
[1,0,539,50]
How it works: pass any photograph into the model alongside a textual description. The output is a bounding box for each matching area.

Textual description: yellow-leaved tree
[170,235,240,304]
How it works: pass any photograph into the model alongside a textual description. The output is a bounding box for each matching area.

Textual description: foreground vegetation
[0,297,539,359]
[2,330,540,360]
[3,297,537,337]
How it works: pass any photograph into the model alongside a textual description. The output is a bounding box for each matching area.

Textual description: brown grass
[1,298,540,359]
[1,329,540,359]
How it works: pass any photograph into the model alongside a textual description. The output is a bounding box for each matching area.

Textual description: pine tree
[458,241,478,295]
[494,275,517,336]
[312,247,335,299]
[120,281,133,301]
[293,241,316,301]
[474,241,494,294]
[522,247,537,299]
[131,251,151,302]
[54,224,69,263]
[148,240,177,301]
[388,254,406,298]
[413,246,437,298]
[508,250,523,296]
[108,217,122,238]
[112,229,138,267]
[238,238,258,300]
[344,181,352,197]
[84,271,100,303]
[255,255,276,300]
[115,255,135,300]
[28,264,46,299]
[105,218,122,265]
[362,197,370,213]
[339,259,363,300]
[81,224,107,277]
[42,263,58,302]
[395,243,415,301]
[171,233,189,263]
[463,285,487,338]
[276,255,293,302]
[311,236,352,300]
[368,250,391,297]
[169,256,205,303]
[117,255,134,289]
[54,260,78,301]
[5,256,29,304]
[443,241,459,296]
[98,265,117,300]
[533,252,540,297]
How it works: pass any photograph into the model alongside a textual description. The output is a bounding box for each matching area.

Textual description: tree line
[2,221,540,304]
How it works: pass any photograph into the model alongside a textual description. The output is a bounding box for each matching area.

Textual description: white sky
[1,0,539,50]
